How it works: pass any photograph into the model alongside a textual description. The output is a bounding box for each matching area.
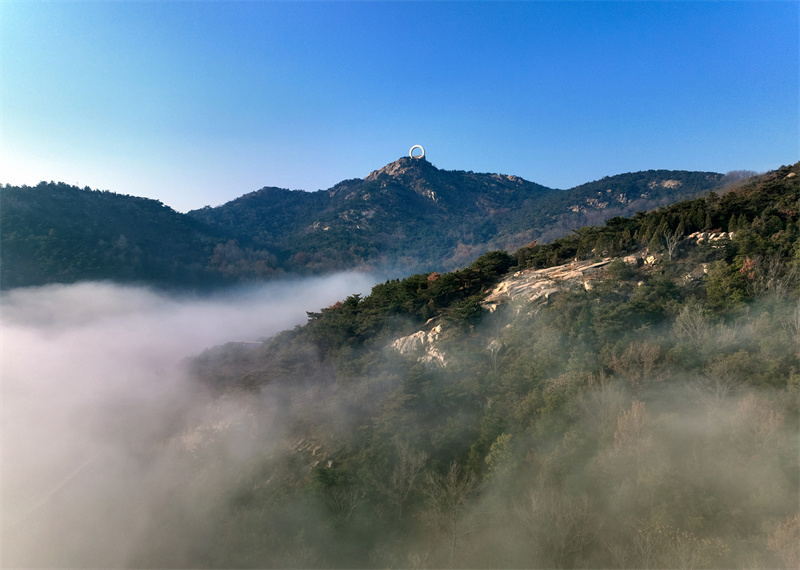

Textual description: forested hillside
[134,163,800,568]
[1,160,726,289]
[189,157,725,273]
[0,182,236,288]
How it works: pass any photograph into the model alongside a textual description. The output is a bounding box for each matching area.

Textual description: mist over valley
[1,275,379,566]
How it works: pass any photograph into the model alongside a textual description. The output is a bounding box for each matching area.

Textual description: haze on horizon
[1,1,797,213]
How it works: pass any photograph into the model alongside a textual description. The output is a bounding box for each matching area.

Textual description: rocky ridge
[389,256,627,367]
[481,257,615,312]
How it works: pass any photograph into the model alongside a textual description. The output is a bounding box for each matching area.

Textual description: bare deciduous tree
[768,514,800,569]
[614,400,652,482]
[419,462,478,568]
[609,341,661,390]
[692,357,742,412]
[734,393,785,456]
[674,303,740,357]
[576,373,627,438]
[744,255,799,299]
[388,442,428,521]
[627,523,721,570]
[518,488,601,569]
[663,226,683,261]
[674,303,711,354]
[324,486,361,522]
[779,299,800,368]
[631,523,661,570]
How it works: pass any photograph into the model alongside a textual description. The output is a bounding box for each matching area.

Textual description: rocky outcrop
[365,158,441,202]
[648,179,683,189]
[364,159,417,182]
[687,231,734,244]
[482,258,613,312]
[390,324,447,367]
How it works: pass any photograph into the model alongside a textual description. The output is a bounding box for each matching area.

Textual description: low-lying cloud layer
[1,275,377,567]
[4,275,798,568]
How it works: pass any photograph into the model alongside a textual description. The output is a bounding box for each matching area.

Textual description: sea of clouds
[1,274,378,567]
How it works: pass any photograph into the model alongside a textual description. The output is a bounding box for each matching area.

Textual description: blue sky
[2,1,798,213]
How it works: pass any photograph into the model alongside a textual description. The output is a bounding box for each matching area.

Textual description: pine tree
[737,213,748,230]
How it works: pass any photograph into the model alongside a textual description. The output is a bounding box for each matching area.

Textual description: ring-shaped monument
[409,145,425,159]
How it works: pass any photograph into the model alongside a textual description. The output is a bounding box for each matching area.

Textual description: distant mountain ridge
[1,158,726,289]
[187,156,723,273]
[0,183,224,289]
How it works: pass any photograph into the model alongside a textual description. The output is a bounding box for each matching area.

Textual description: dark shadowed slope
[0,182,230,289]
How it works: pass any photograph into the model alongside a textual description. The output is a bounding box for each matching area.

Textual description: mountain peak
[364,156,434,182]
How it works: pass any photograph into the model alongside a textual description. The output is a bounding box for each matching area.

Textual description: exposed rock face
[648,179,683,189]
[364,159,417,181]
[364,157,442,202]
[390,324,446,367]
[687,231,734,244]
[481,258,613,312]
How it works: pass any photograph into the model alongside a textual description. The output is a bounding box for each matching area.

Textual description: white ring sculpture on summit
[409,145,425,159]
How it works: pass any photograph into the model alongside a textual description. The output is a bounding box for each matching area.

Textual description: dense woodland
[0,160,726,288]
[121,163,800,568]
[0,183,227,288]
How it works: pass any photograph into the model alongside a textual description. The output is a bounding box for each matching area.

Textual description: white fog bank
[1,274,378,567]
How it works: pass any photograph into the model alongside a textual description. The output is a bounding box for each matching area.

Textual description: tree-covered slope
[0,182,294,289]
[189,156,725,274]
[0,182,237,288]
[162,163,800,568]
[0,161,732,289]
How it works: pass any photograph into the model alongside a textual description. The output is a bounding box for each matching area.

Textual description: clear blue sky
[2,1,798,213]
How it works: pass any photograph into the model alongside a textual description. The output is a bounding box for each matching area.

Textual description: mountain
[0,182,229,289]
[173,162,799,568]
[2,159,729,289]
[188,156,725,273]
